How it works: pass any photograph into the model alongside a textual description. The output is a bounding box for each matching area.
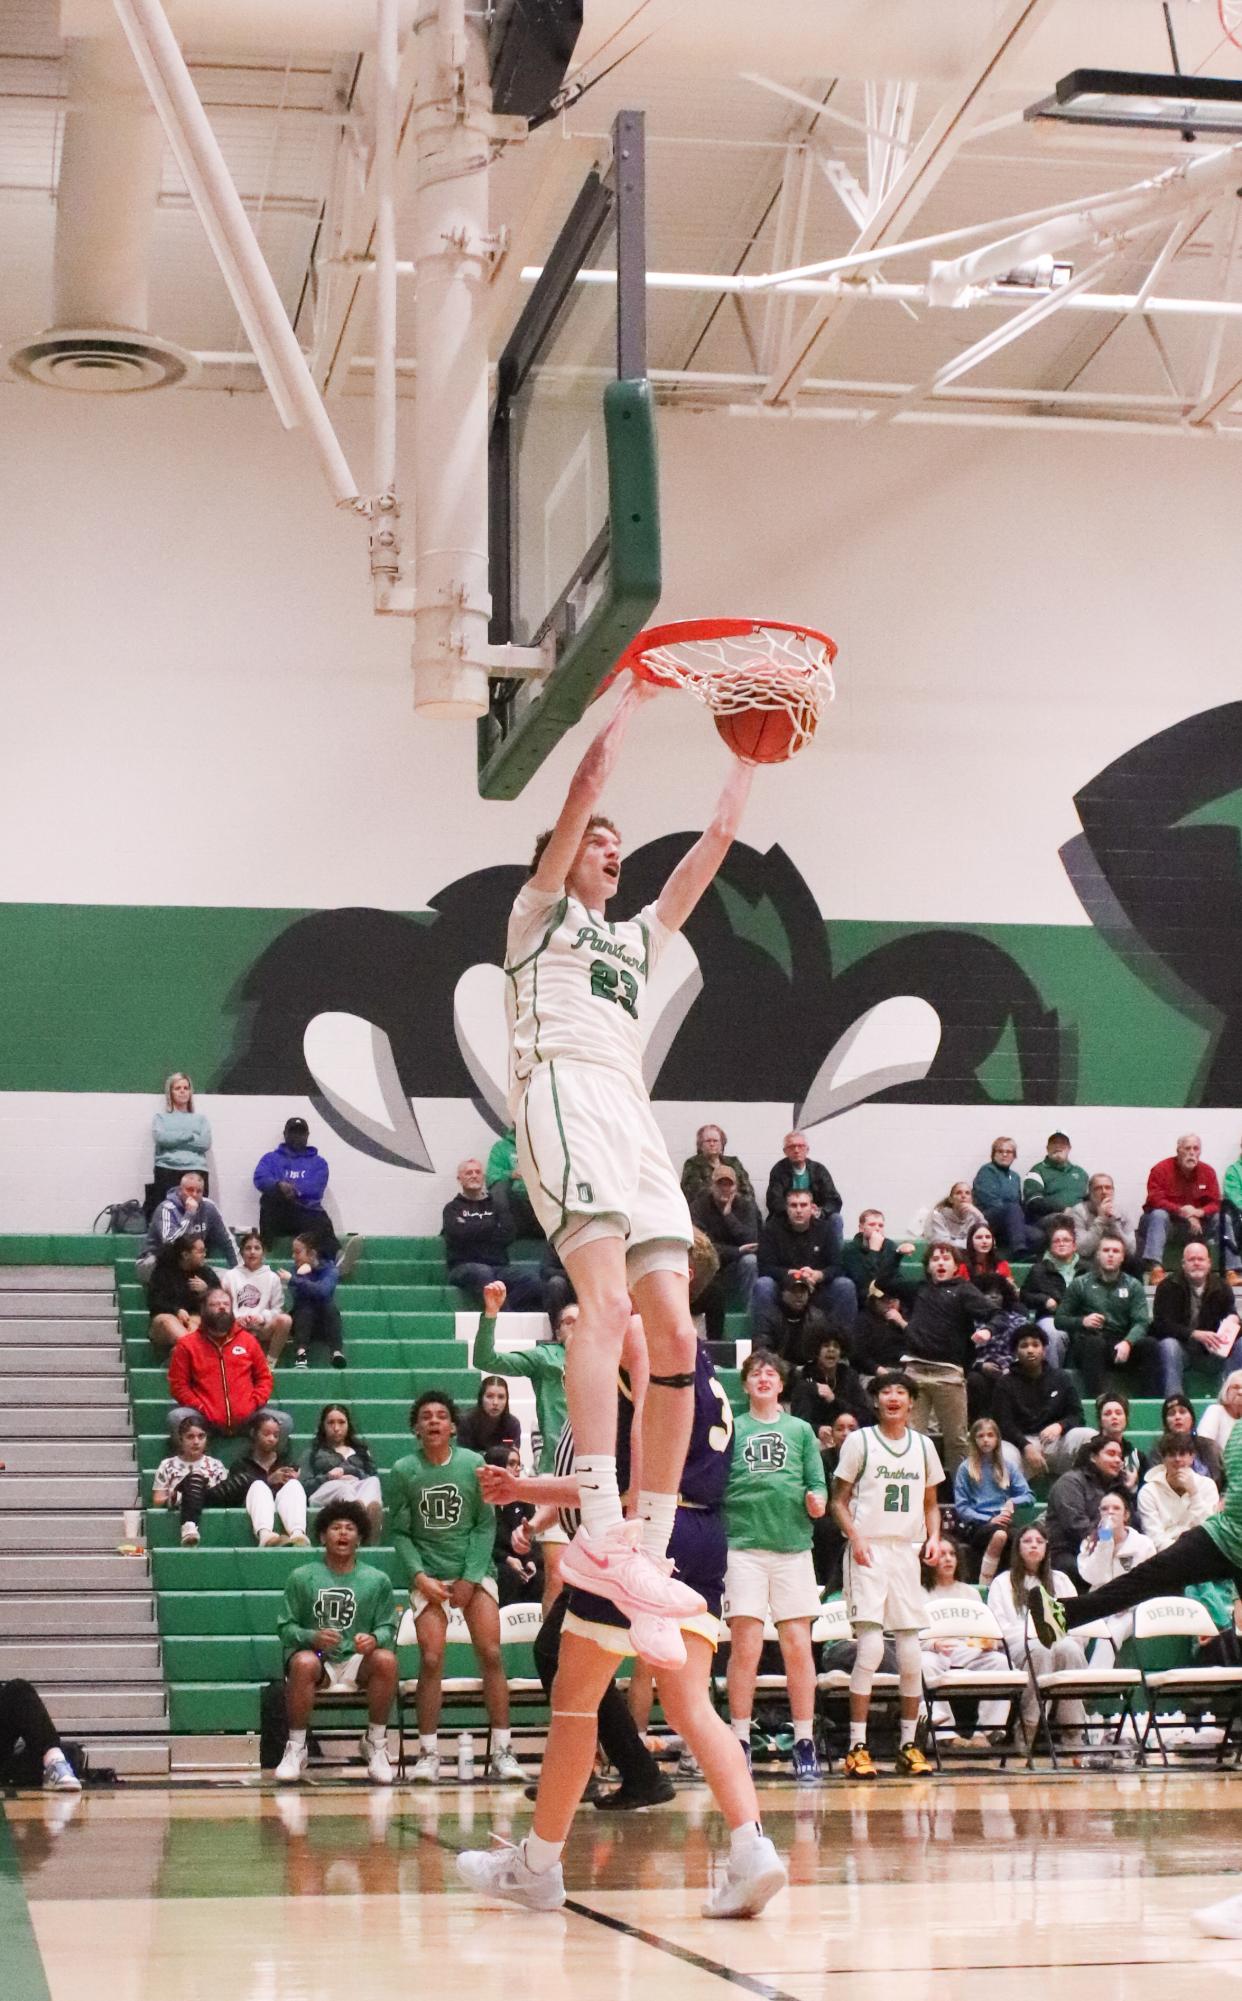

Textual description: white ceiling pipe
[409,0,494,720]
[54,34,163,331]
[930,143,1242,299]
[570,0,1216,86]
[64,0,417,54]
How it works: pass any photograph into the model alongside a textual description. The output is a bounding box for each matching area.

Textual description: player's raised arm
[529,681,656,895]
[654,757,754,935]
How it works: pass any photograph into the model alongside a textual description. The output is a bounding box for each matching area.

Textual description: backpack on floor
[259,1680,288,1769]
[93,1200,146,1236]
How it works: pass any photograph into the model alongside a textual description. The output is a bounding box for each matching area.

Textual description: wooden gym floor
[4,1771,1242,2000]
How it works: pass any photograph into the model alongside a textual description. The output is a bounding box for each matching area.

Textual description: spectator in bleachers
[1094,1392,1147,1494]
[787,1328,873,1440]
[167,1286,293,1443]
[1068,1173,1138,1264]
[1161,1393,1224,1485]
[275,1497,398,1786]
[539,1240,574,1323]
[813,1410,858,1591]
[751,1274,833,1368]
[214,1412,309,1547]
[841,1209,914,1314]
[458,1375,523,1458]
[300,1403,384,1541]
[1046,1434,1128,1583]
[764,1132,844,1257]
[139,1172,238,1285]
[1022,1132,1088,1240]
[486,1125,543,1241]
[920,1538,1013,1746]
[1018,1217,1079,1368]
[147,1072,212,1220]
[987,1526,1089,1750]
[254,1116,339,1257]
[473,1279,569,1605]
[146,1238,219,1355]
[1150,1237,1242,1397]
[953,1417,1035,1576]
[387,1389,523,1784]
[992,1327,1091,1482]
[681,1122,754,1204]
[925,1181,985,1252]
[885,1243,994,1474]
[1139,1132,1221,1278]
[754,1187,856,1341]
[1074,1490,1155,1665]
[487,1445,542,1605]
[222,1230,292,1362]
[690,1164,760,1333]
[287,1233,345,1370]
[852,1289,910,1376]
[1137,1432,1219,1549]
[152,1416,228,1546]
[441,1158,542,1308]
[972,1137,1037,1257]
[0,1680,82,1792]
[1200,1371,1242,1456]
[1054,1232,1150,1397]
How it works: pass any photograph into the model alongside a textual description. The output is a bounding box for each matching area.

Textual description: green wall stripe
[0,902,1213,1104]
[0,1807,53,2001]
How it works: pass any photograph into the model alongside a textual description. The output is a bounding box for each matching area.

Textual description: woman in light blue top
[953,1415,1035,1577]
[148,1072,213,1218]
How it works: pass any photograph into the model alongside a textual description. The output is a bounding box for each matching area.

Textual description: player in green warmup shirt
[275,1496,398,1786]
[386,1387,524,1785]
[472,1277,576,1607]
[723,1349,828,1786]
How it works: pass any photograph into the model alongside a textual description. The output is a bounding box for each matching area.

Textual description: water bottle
[457,1731,475,1783]
[1097,1521,1114,1545]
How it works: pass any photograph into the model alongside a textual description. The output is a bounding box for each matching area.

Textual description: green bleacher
[2,1233,1219,1739]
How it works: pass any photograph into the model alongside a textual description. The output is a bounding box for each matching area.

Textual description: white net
[631,620,835,760]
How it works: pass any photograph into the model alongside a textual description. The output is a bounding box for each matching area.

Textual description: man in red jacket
[1140,1134,1221,1280]
[167,1289,293,1441]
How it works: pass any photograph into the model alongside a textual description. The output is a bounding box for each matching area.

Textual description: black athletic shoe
[1027,1582,1067,1647]
[523,1773,604,1805]
[330,1350,347,1369]
[593,1775,677,1811]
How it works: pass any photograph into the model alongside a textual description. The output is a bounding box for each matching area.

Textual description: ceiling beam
[760,0,1059,405]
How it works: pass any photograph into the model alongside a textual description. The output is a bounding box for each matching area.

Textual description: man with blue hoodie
[254,1117,338,1256]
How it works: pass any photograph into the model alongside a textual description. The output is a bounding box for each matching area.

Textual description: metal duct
[6,33,195,392]
[61,0,417,55]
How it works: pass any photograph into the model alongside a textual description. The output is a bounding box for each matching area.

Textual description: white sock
[420,1734,437,1756]
[366,1724,387,1748]
[523,1831,564,1874]
[288,1728,307,1752]
[636,1490,678,1562]
[575,1455,622,1539]
[793,1718,814,1744]
[492,1729,511,1750]
[731,1716,751,1745]
[849,1722,867,1749]
[730,1821,763,1858]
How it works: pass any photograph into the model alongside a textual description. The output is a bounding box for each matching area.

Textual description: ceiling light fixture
[1026,68,1242,138]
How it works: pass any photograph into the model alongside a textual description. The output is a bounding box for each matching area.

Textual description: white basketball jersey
[834,1424,942,1541]
[505,882,669,1112]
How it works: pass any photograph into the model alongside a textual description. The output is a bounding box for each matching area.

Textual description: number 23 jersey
[505,883,670,1113]
[834,1425,943,1541]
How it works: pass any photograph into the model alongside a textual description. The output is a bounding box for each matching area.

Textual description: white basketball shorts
[843,1538,928,1633]
[516,1057,692,1275]
[724,1547,821,1625]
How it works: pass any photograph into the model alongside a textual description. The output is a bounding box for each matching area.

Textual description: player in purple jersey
[458,1318,787,1920]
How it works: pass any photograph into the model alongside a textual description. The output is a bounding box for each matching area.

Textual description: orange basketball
[714,694,817,765]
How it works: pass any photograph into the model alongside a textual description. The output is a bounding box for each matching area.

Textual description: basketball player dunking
[503,679,753,1664]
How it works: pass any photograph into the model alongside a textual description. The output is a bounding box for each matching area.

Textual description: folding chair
[1024,1614,1142,1767]
[498,1599,548,1757]
[1133,1596,1242,1767]
[918,1598,1027,1767]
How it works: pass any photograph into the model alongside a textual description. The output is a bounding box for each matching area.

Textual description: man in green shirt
[386,1388,523,1784]
[473,1278,575,1609]
[1053,1231,1150,1396]
[487,1126,542,1240]
[723,1349,828,1786]
[275,1497,398,1786]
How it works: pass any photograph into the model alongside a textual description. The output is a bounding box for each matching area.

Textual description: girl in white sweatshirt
[223,1231,293,1361]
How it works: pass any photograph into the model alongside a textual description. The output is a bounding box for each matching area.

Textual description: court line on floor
[0,1808,53,2001]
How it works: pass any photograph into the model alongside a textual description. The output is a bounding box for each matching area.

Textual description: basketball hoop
[615,617,836,763]
[1220,0,1242,50]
